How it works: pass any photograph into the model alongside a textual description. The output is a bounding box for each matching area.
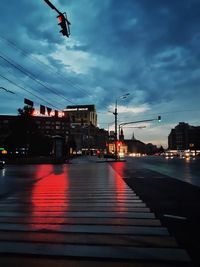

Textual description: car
[0,160,5,169]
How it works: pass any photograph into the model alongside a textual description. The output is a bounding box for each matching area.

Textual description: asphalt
[0,156,199,266]
[110,161,200,266]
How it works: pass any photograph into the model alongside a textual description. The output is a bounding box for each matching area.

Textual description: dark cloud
[0,0,200,146]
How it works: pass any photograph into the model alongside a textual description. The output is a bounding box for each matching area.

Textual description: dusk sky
[0,0,200,148]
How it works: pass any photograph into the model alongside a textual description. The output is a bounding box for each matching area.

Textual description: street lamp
[113,93,130,160]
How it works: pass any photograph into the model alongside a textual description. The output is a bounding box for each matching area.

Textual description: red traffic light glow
[57,14,70,37]
[57,15,63,23]
[117,141,122,147]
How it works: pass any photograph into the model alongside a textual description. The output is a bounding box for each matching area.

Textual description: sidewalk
[0,157,194,266]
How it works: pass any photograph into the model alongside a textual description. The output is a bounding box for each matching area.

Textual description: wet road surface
[0,158,193,266]
[125,156,200,187]
[111,156,200,266]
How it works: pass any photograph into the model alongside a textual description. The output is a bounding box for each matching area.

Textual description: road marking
[0,242,191,262]
[163,214,187,220]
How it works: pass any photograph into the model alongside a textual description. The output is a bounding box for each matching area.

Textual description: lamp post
[113,93,130,161]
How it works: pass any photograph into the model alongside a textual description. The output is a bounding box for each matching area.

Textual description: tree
[18,105,35,117]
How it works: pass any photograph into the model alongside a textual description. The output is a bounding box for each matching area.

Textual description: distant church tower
[131,132,136,140]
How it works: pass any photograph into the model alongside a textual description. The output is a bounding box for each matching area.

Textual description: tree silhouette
[17,105,35,117]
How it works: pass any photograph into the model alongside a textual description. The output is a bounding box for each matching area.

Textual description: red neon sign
[33,110,64,117]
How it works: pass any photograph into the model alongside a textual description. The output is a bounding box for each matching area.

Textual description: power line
[0,36,92,99]
[99,108,200,129]
[153,109,200,116]
[0,86,15,94]
[0,64,63,108]
[0,52,75,104]
[0,36,112,114]
[124,109,200,121]
[0,73,61,110]
[0,36,133,114]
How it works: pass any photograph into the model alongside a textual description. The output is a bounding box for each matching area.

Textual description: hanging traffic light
[158,116,161,122]
[57,13,70,37]
[44,1,71,38]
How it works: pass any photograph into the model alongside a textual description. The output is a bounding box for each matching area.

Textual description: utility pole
[113,93,130,161]
[113,100,118,161]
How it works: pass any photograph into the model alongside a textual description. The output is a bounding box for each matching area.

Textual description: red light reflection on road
[113,162,127,212]
[30,165,69,230]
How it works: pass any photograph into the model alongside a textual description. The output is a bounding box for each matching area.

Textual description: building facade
[0,115,70,140]
[62,104,108,153]
[63,105,97,127]
[168,122,200,150]
[0,114,71,156]
[0,107,107,155]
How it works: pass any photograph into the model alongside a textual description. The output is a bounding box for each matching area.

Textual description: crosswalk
[0,162,191,265]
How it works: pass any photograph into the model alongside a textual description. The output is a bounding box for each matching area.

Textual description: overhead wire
[1,31,199,121]
[0,72,61,110]
[0,52,75,105]
[0,36,113,114]
[0,86,15,94]
[0,36,92,99]
[3,38,198,121]
[121,108,200,121]
[0,62,64,109]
